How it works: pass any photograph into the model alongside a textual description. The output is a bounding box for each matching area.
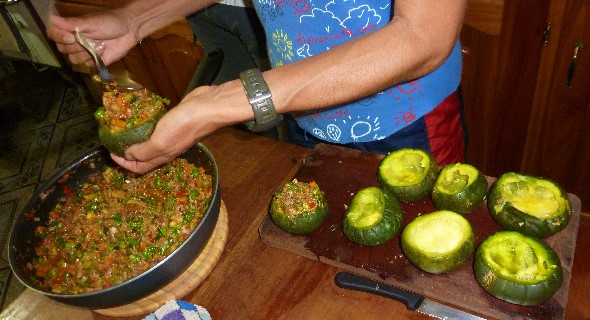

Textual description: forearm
[265,0,466,114]
[182,0,466,133]
[120,0,218,40]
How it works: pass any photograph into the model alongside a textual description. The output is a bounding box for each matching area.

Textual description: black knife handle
[335,272,424,311]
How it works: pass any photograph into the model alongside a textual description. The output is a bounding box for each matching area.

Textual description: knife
[334,272,486,320]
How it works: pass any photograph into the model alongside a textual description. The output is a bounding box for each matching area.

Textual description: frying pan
[8,143,221,309]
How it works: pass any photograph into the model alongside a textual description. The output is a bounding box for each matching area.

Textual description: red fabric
[424,91,465,166]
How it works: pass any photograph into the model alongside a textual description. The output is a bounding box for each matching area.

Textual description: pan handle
[184,48,224,96]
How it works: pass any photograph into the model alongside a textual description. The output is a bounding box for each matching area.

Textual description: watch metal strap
[240,68,283,132]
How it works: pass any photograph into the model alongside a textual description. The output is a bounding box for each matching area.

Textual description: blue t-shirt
[253,0,462,143]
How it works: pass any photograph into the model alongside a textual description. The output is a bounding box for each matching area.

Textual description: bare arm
[188,0,466,123]
[114,0,467,173]
[122,0,219,40]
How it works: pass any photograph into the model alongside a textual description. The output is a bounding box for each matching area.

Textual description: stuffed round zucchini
[270,179,328,234]
[95,88,169,156]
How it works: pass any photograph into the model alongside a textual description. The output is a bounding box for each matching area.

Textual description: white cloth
[218,0,252,7]
[143,300,211,320]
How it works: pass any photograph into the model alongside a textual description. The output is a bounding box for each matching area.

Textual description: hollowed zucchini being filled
[96,89,169,156]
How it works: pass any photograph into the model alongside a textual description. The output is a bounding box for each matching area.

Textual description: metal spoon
[74,29,144,91]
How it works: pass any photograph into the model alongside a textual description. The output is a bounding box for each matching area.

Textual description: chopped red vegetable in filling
[95,88,169,133]
[30,158,213,294]
[274,179,322,216]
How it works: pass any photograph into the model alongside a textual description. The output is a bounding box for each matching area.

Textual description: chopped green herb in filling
[95,88,170,134]
[30,158,213,294]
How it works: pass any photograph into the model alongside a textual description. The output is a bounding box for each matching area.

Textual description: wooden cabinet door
[460,0,551,178]
[140,20,205,105]
[521,0,590,210]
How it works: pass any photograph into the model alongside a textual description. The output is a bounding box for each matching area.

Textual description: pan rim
[8,143,220,308]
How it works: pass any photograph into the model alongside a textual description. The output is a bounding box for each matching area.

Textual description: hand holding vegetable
[111,81,253,173]
[96,89,169,156]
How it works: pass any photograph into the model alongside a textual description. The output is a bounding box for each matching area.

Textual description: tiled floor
[0,59,101,312]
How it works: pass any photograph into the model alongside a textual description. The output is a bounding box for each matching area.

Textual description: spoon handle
[74,29,113,83]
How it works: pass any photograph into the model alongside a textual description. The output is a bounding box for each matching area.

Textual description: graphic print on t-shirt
[254,0,462,144]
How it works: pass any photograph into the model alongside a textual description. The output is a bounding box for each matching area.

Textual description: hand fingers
[48,15,90,64]
[48,14,107,42]
[110,138,180,174]
[69,52,94,66]
[109,92,209,174]
[48,14,109,63]
[49,15,76,31]
[49,11,136,66]
[54,39,107,67]
[110,153,157,174]
[110,149,175,174]
[47,15,78,47]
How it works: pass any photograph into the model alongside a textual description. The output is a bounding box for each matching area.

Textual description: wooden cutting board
[259,143,581,320]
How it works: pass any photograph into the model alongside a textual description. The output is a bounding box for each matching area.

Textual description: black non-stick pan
[8,143,221,309]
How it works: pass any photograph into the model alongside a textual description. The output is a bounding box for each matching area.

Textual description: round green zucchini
[270,179,328,235]
[401,210,474,274]
[487,172,572,238]
[342,186,403,246]
[377,148,439,202]
[98,109,165,156]
[473,230,563,306]
[431,163,488,215]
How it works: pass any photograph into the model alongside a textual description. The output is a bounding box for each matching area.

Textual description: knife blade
[334,272,486,320]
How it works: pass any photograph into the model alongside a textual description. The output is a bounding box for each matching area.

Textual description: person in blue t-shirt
[48,0,467,174]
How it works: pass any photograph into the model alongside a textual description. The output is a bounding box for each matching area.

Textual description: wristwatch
[239,68,283,132]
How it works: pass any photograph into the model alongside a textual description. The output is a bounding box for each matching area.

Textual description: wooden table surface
[4,127,589,320]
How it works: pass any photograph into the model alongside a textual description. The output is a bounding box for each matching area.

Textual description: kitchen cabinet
[54,0,204,106]
[461,0,590,210]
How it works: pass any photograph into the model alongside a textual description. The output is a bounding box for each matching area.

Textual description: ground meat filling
[29,158,213,294]
[98,88,169,133]
[275,180,321,216]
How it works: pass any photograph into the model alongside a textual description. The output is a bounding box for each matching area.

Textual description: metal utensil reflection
[74,29,143,91]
